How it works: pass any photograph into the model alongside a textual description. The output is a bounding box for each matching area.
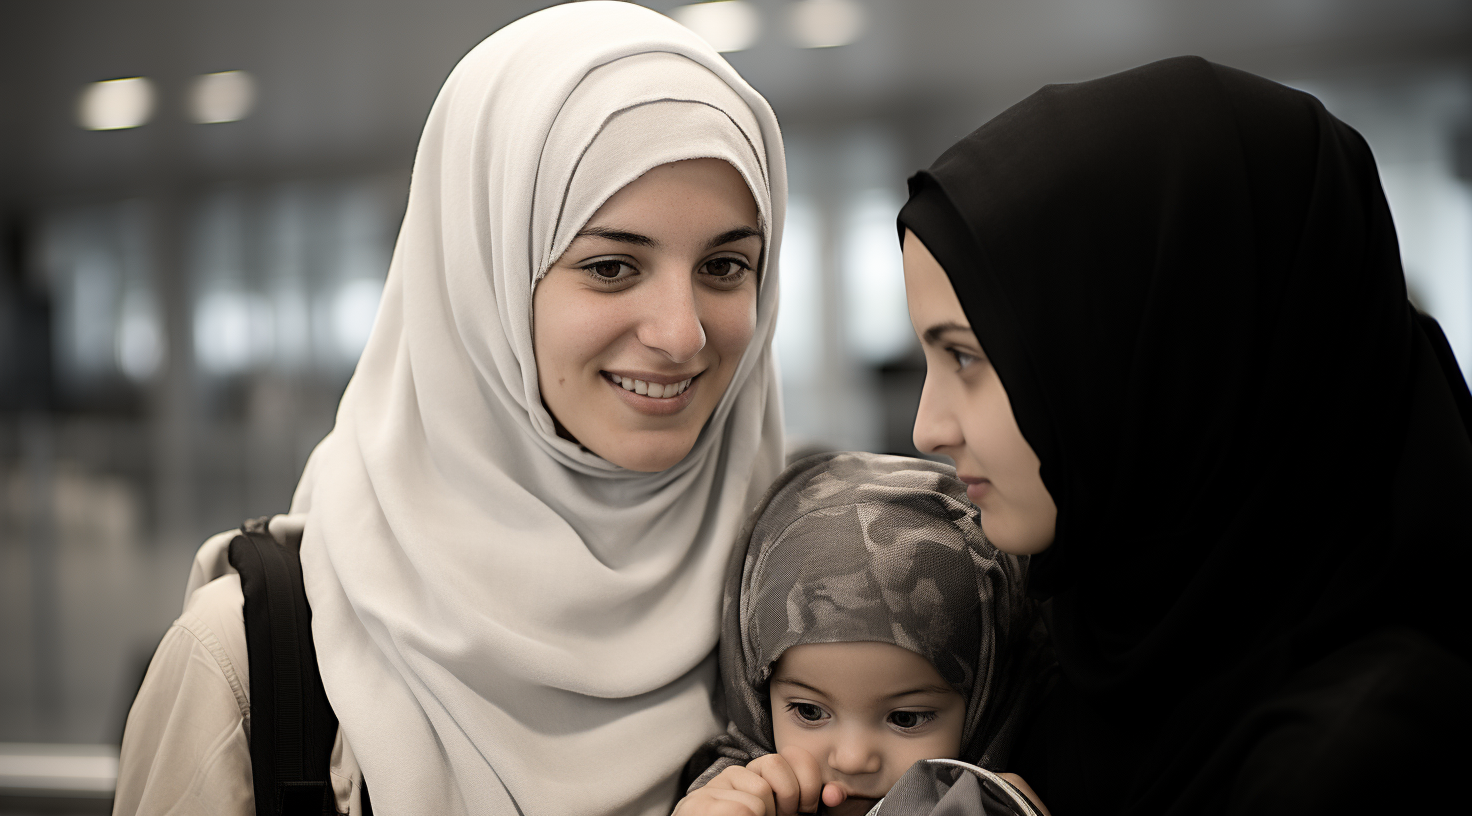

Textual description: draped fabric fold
[899,56,1472,815]
[289,5,786,814]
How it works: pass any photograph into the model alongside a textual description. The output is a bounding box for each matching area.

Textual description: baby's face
[769,641,965,815]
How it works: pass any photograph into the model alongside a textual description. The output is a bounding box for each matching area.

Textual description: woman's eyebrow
[576,226,655,246]
[571,226,759,250]
[922,322,974,345]
[707,226,761,249]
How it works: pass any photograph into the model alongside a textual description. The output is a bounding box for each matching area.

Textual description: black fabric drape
[897,56,1471,815]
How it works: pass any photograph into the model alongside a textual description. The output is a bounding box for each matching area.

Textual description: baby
[675,452,1042,816]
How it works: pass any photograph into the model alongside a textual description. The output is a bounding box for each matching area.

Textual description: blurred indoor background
[1,0,1469,810]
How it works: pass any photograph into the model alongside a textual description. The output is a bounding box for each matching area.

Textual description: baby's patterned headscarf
[690,452,1042,790]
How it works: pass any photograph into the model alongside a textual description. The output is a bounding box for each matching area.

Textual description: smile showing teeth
[606,373,694,399]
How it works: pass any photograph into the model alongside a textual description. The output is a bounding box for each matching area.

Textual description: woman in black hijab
[897,56,1471,815]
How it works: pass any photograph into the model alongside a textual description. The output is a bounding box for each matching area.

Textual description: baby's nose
[827,732,883,777]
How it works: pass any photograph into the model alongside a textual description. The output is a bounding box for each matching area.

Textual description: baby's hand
[671,764,772,816]
[673,748,827,816]
[748,748,829,814]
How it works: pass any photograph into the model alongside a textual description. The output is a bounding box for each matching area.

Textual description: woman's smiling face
[903,230,1057,555]
[533,158,761,472]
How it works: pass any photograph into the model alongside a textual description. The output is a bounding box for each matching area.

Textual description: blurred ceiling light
[670,1,760,53]
[788,0,867,48]
[77,77,155,131]
[189,70,256,124]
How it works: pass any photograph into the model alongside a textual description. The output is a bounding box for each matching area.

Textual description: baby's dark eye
[791,703,826,722]
[888,710,936,730]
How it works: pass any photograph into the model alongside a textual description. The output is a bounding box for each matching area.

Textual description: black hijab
[898,56,1472,815]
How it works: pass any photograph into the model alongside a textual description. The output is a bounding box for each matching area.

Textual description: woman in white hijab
[114,3,786,814]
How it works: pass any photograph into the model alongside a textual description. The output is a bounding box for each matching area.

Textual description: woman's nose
[912,370,961,454]
[636,271,706,363]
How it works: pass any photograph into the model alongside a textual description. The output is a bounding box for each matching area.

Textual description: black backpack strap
[229,516,343,815]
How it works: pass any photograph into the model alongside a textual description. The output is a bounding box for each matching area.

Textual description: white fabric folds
[288,4,786,814]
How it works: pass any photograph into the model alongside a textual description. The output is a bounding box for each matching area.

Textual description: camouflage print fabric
[688,451,1041,791]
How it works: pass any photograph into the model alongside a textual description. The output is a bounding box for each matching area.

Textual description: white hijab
[289,4,786,814]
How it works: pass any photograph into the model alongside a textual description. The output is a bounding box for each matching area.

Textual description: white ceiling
[2,0,1468,203]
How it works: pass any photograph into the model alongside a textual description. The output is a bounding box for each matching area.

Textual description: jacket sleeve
[112,575,254,816]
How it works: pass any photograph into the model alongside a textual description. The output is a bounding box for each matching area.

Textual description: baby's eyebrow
[769,677,827,696]
[772,677,954,701]
[885,684,956,700]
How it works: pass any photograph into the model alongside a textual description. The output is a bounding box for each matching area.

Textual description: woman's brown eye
[590,262,623,278]
[706,258,738,276]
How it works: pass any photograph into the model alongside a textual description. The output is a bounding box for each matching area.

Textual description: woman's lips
[605,372,694,399]
[959,475,990,502]
[602,371,700,416]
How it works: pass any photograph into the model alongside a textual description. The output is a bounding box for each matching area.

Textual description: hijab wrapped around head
[691,452,1039,788]
[899,56,1472,814]
[288,4,786,814]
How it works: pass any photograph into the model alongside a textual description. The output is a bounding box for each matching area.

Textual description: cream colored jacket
[113,520,367,816]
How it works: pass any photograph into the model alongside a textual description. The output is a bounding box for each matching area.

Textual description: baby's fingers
[672,787,771,816]
[701,766,778,816]
[774,746,825,814]
[746,754,804,815]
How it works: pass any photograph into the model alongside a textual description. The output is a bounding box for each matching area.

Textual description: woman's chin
[590,436,697,472]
